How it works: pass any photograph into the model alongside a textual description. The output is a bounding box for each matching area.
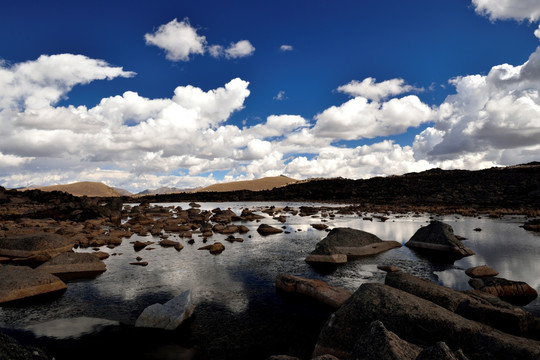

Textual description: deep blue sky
[1,0,539,191]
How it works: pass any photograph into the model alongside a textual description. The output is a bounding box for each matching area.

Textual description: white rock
[135,290,194,330]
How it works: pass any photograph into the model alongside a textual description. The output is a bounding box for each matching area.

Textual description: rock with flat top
[135,290,195,330]
[0,233,74,261]
[305,228,401,265]
[0,265,67,304]
[405,221,474,258]
[37,252,106,281]
[276,274,352,308]
[465,265,499,278]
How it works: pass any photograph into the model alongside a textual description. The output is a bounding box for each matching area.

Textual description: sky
[1,0,540,193]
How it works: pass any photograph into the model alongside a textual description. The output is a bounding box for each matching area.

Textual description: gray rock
[416,342,469,360]
[36,252,106,281]
[135,290,195,330]
[313,283,540,360]
[348,320,421,360]
[305,228,401,265]
[405,221,474,258]
[0,265,66,304]
[385,271,537,338]
[276,274,352,308]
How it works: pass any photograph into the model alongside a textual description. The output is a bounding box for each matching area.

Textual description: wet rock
[0,233,74,261]
[313,283,540,360]
[36,252,106,281]
[93,251,109,260]
[130,261,148,266]
[237,225,249,234]
[225,235,243,243]
[469,277,538,306]
[0,265,67,304]
[405,221,474,258]
[133,241,153,251]
[523,219,540,232]
[305,228,401,265]
[159,239,184,251]
[275,274,352,308]
[311,224,328,231]
[348,320,421,360]
[465,265,499,278]
[416,342,469,360]
[377,265,401,273]
[135,290,194,330]
[385,271,537,338]
[257,224,283,235]
[209,242,225,254]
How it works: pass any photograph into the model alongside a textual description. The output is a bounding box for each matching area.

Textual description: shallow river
[1,202,539,359]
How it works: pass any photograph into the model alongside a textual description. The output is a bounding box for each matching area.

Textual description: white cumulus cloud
[472,0,540,22]
[313,94,433,140]
[144,18,207,61]
[337,77,418,101]
[225,40,255,59]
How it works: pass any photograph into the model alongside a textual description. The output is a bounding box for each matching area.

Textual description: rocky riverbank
[1,179,540,359]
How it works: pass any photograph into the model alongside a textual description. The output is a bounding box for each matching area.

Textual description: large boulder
[312,283,540,360]
[469,277,538,306]
[275,274,352,308]
[36,252,106,281]
[385,271,537,338]
[0,265,67,304]
[135,290,194,330]
[405,221,474,258]
[0,233,74,261]
[416,342,469,360]
[305,228,401,265]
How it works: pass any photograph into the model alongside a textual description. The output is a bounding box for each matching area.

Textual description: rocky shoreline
[1,170,540,359]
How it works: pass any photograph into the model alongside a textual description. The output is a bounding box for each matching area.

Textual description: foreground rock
[0,331,50,360]
[257,224,283,235]
[313,283,540,359]
[276,274,352,308]
[469,277,538,306]
[135,290,195,330]
[305,228,401,265]
[405,221,474,259]
[348,320,421,360]
[36,252,106,281]
[0,265,67,304]
[0,233,74,263]
[385,271,537,338]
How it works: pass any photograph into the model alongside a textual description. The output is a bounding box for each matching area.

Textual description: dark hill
[126,163,540,214]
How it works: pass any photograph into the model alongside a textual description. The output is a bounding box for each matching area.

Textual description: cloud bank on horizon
[0,1,540,192]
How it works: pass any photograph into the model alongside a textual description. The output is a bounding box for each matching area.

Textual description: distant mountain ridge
[195,175,299,192]
[29,181,124,197]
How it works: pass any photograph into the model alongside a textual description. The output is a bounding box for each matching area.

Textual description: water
[1,202,539,359]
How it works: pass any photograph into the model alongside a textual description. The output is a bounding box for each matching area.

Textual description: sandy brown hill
[33,182,123,197]
[196,175,299,192]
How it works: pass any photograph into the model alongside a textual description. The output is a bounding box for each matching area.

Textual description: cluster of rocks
[271,271,540,360]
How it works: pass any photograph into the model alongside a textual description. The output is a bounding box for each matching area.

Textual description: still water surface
[1,202,539,359]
